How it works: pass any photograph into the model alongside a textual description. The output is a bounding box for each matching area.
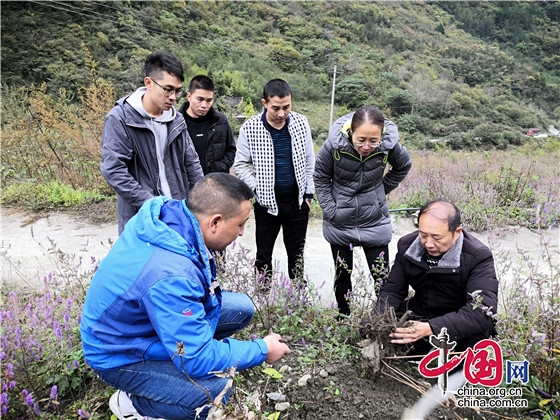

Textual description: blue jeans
[95,292,255,420]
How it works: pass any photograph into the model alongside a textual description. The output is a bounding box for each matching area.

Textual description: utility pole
[329,64,337,128]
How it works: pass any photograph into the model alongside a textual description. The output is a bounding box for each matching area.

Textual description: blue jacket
[80,197,268,378]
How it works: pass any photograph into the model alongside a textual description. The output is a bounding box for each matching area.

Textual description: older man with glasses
[101,51,204,234]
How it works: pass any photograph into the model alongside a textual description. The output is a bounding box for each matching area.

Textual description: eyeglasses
[354,140,380,148]
[150,78,184,97]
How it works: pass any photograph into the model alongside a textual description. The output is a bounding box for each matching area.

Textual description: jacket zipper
[338,150,385,243]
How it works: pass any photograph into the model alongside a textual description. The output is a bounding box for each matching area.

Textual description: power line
[25,0,336,73]
[28,0,184,39]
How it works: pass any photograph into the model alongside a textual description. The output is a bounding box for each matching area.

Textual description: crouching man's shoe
[109,390,164,420]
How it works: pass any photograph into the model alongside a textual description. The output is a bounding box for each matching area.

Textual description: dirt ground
[249,358,505,420]
[1,202,550,420]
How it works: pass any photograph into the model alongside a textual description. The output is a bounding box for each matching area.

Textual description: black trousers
[254,200,310,280]
[331,243,389,315]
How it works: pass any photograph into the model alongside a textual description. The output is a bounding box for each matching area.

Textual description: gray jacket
[313,112,412,248]
[101,93,204,234]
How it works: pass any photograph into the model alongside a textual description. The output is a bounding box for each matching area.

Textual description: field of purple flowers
[1,147,559,419]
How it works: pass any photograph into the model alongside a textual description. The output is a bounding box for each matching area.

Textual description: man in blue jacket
[80,173,291,420]
[101,51,204,235]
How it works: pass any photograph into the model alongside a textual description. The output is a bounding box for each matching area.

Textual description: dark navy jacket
[378,230,498,342]
[178,102,236,174]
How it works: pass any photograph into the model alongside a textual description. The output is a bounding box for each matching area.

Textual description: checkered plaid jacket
[234,112,315,216]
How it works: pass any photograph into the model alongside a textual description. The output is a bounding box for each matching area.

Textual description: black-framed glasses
[150,78,184,97]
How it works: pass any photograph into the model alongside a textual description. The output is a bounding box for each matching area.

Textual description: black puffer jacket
[377,231,499,342]
[313,112,412,248]
[178,103,236,174]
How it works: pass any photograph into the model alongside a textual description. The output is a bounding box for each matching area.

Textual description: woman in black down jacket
[313,106,412,316]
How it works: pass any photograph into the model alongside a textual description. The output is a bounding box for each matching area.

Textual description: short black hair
[263,79,292,102]
[351,106,384,132]
[418,199,462,232]
[188,173,253,219]
[188,75,214,93]
[144,52,184,82]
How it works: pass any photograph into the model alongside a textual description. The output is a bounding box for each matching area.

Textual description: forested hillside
[2,0,560,148]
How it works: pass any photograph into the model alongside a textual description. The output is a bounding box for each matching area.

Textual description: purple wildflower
[25,393,34,407]
[1,393,7,415]
[53,321,63,341]
[78,408,91,418]
[50,385,58,400]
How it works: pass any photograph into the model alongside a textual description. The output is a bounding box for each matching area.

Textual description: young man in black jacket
[179,75,237,175]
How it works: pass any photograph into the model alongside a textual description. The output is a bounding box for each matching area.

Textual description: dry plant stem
[383,361,520,420]
[173,343,230,412]
[262,375,271,399]
[383,351,466,360]
[381,361,429,395]
[382,362,465,420]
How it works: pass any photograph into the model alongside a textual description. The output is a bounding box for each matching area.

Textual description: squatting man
[376,199,499,356]
[80,173,291,420]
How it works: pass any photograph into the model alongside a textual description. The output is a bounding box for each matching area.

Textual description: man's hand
[263,333,291,364]
[390,321,432,345]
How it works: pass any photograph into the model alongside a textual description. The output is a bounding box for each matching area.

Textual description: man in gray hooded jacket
[101,51,204,234]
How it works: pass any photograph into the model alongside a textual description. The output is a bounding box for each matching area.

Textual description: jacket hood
[127,196,209,272]
[328,112,398,153]
[123,87,176,123]
[405,231,464,269]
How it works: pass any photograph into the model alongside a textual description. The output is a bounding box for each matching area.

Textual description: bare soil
[246,353,510,420]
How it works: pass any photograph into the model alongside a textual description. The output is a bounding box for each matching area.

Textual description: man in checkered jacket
[234,79,315,282]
